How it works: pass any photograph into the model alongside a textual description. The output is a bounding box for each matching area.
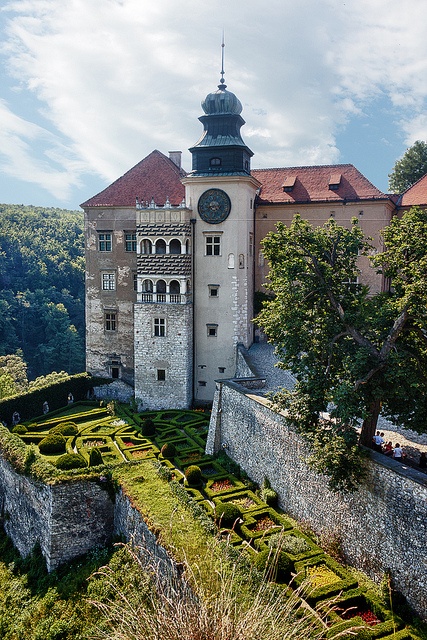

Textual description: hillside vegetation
[0,204,85,379]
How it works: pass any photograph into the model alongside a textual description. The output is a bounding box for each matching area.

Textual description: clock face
[198,189,231,224]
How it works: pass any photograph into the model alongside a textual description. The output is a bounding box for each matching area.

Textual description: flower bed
[293,555,358,603]
[204,475,246,498]
[239,509,293,542]
[213,490,267,514]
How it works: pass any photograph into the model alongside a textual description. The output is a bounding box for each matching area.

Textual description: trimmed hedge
[55,453,87,470]
[0,373,111,425]
[50,422,78,436]
[39,434,66,454]
[215,501,241,528]
[253,548,293,582]
[185,465,202,487]
[140,418,155,437]
[160,442,176,460]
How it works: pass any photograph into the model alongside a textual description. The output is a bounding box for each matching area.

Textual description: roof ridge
[251,163,355,172]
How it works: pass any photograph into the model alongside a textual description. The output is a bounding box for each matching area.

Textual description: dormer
[329,173,342,191]
[282,176,296,192]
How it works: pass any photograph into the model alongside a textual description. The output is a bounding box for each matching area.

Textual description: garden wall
[206,380,427,620]
[113,490,190,596]
[0,451,190,596]
[0,455,115,571]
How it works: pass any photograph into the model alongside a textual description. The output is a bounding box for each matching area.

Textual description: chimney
[169,151,182,169]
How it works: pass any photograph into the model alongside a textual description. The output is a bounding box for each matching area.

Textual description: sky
[1,0,427,211]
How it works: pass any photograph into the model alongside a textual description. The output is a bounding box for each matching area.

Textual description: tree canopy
[256,210,427,491]
[388,140,427,193]
[0,204,85,379]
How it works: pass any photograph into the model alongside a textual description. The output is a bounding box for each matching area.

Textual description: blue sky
[1,0,427,210]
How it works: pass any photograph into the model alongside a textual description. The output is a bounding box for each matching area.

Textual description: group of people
[372,431,406,461]
[372,430,427,469]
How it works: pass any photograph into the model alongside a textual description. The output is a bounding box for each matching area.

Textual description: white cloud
[1,0,427,203]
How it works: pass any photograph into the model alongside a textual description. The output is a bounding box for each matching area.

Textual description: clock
[198,189,231,224]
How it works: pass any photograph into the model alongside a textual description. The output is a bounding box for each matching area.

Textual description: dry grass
[88,541,359,640]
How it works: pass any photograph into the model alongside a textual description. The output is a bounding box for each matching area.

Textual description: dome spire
[219,31,226,90]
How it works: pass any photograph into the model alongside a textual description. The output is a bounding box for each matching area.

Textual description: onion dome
[201,80,243,116]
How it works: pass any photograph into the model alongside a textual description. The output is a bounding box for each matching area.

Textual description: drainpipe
[190,218,196,405]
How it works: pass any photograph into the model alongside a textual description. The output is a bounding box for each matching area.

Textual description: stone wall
[0,451,189,596]
[113,490,191,597]
[0,455,115,571]
[207,380,427,620]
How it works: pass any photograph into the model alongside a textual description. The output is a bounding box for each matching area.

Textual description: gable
[81,150,186,208]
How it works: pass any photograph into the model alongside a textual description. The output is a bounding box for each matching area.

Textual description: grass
[1,402,426,639]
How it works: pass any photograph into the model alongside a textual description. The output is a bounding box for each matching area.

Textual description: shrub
[56,453,87,470]
[185,465,202,487]
[160,442,176,460]
[39,434,66,454]
[261,477,278,506]
[141,418,155,437]
[269,534,310,556]
[50,422,78,436]
[215,501,241,528]
[88,447,103,467]
[12,425,27,434]
[254,548,292,582]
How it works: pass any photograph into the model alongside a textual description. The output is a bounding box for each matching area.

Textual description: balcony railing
[138,293,189,304]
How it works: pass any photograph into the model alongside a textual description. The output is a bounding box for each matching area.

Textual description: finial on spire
[219,31,226,89]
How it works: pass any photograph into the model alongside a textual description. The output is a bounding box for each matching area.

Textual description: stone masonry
[206,379,427,620]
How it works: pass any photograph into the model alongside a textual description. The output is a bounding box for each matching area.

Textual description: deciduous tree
[257,210,427,491]
[388,140,427,193]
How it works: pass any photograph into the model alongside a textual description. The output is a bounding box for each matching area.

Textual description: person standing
[393,443,404,462]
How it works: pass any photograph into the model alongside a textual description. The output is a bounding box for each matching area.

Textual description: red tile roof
[81,150,186,208]
[251,164,387,205]
[399,172,427,207]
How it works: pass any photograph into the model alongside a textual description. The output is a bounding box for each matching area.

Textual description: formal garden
[2,400,424,639]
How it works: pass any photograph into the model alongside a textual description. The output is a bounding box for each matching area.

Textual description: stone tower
[182,68,261,403]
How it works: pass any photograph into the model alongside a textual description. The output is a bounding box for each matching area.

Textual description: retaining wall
[0,456,115,571]
[206,379,427,620]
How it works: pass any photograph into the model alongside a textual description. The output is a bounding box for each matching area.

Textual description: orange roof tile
[399,172,427,207]
[251,164,387,205]
[81,150,186,208]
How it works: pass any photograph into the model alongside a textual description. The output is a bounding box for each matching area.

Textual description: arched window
[156,279,166,302]
[142,279,153,292]
[185,239,190,254]
[228,253,235,269]
[239,254,245,269]
[141,239,152,254]
[169,280,180,294]
[169,239,181,254]
[141,279,153,302]
[169,280,180,302]
[155,239,166,254]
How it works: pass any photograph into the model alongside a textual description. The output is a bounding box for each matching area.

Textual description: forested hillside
[0,204,85,380]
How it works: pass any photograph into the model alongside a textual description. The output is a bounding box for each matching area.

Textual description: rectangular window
[206,236,221,256]
[104,312,117,331]
[208,284,219,298]
[249,233,254,257]
[133,273,138,292]
[102,272,116,290]
[98,232,112,252]
[157,369,166,381]
[154,317,166,337]
[207,323,218,337]
[125,232,137,252]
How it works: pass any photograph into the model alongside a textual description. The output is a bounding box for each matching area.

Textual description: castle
[81,68,425,409]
